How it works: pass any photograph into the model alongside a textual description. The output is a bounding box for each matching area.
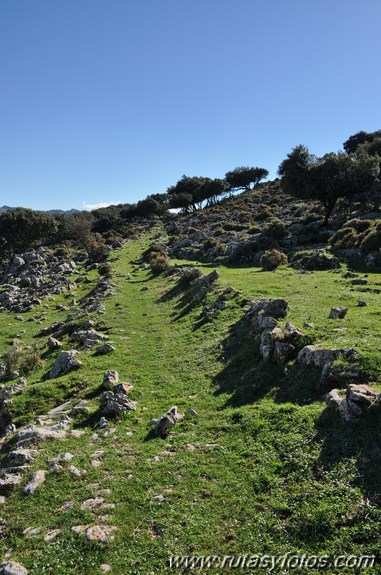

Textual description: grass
[0,233,380,573]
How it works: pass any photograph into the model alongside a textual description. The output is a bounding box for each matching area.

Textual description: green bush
[260,249,288,271]
[99,263,113,276]
[344,218,371,233]
[150,254,171,274]
[330,227,360,249]
[360,228,381,254]
[262,218,288,240]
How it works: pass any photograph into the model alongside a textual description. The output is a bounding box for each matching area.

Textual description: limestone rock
[249,298,288,319]
[297,346,356,369]
[0,561,28,575]
[15,425,66,448]
[47,337,62,351]
[154,406,183,438]
[99,384,136,417]
[48,350,82,379]
[94,343,115,356]
[23,470,46,495]
[347,384,380,407]
[103,370,119,388]
[329,306,348,319]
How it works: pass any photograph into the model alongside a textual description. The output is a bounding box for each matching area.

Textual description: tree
[278,146,380,224]
[0,208,58,258]
[225,166,269,192]
[343,130,381,154]
[167,175,223,212]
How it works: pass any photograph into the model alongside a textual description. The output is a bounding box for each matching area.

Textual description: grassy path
[1,236,381,574]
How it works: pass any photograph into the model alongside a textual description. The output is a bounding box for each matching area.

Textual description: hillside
[0,227,380,574]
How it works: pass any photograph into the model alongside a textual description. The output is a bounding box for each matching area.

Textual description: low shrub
[150,254,171,274]
[260,249,288,271]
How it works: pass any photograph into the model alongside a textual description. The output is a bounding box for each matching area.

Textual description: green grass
[0,234,380,574]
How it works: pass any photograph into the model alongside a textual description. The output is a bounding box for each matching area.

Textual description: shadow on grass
[157,277,202,321]
[213,317,325,408]
[314,406,381,504]
[214,314,381,502]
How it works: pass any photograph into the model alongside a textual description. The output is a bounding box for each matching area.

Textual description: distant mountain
[0,205,79,215]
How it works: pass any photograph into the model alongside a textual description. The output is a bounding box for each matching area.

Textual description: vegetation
[1,128,381,572]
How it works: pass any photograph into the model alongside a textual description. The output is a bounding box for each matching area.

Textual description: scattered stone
[99,385,136,418]
[85,525,117,543]
[67,465,81,478]
[70,400,89,416]
[80,497,105,511]
[95,417,108,430]
[22,526,41,538]
[44,529,61,542]
[47,337,62,351]
[59,501,74,511]
[151,494,164,502]
[357,300,367,307]
[0,561,28,575]
[100,565,112,573]
[94,343,115,356]
[48,350,82,379]
[153,406,183,438]
[71,429,85,438]
[351,278,368,285]
[23,470,46,495]
[329,306,348,319]
[102,370,119,388]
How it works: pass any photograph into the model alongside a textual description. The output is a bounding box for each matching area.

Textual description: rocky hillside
[164,180,381,272]
[0,225,380,574]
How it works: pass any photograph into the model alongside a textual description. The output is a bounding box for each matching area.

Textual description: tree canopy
[278,146,380,224]
[0,208,58,258]
[225,166,269,192]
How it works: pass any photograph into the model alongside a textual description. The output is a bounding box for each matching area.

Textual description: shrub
[262,218,288,240]
[255,206,273,221]
[21,345,43,374]
[330,227,360,249]
[260,249,288,271]
[99,263,113,276]
[291,250,339,270]
[150,254,171,274]
[360,227,381,254]
[344,219,371,233]
[2,348,22,377]
[142,243,167,262]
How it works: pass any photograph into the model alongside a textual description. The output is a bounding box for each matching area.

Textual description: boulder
[154,406,183,438]
[48,350,82,379]
[99,385,136,417]
[273,341,296,364]
[23,470,46,495]
[249,298,288,319]
[47,337,62,351]
[297,345,356,369]
[15,425,66,449]
[0,561,28,575]
[94,343,115,356]
[329,306,348,319]
[347,384,380,407]
[102,370,119,388]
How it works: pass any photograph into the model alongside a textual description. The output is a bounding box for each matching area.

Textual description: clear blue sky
[0,0,380,211]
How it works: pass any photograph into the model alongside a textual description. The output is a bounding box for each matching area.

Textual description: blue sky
[0,0,380,211]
